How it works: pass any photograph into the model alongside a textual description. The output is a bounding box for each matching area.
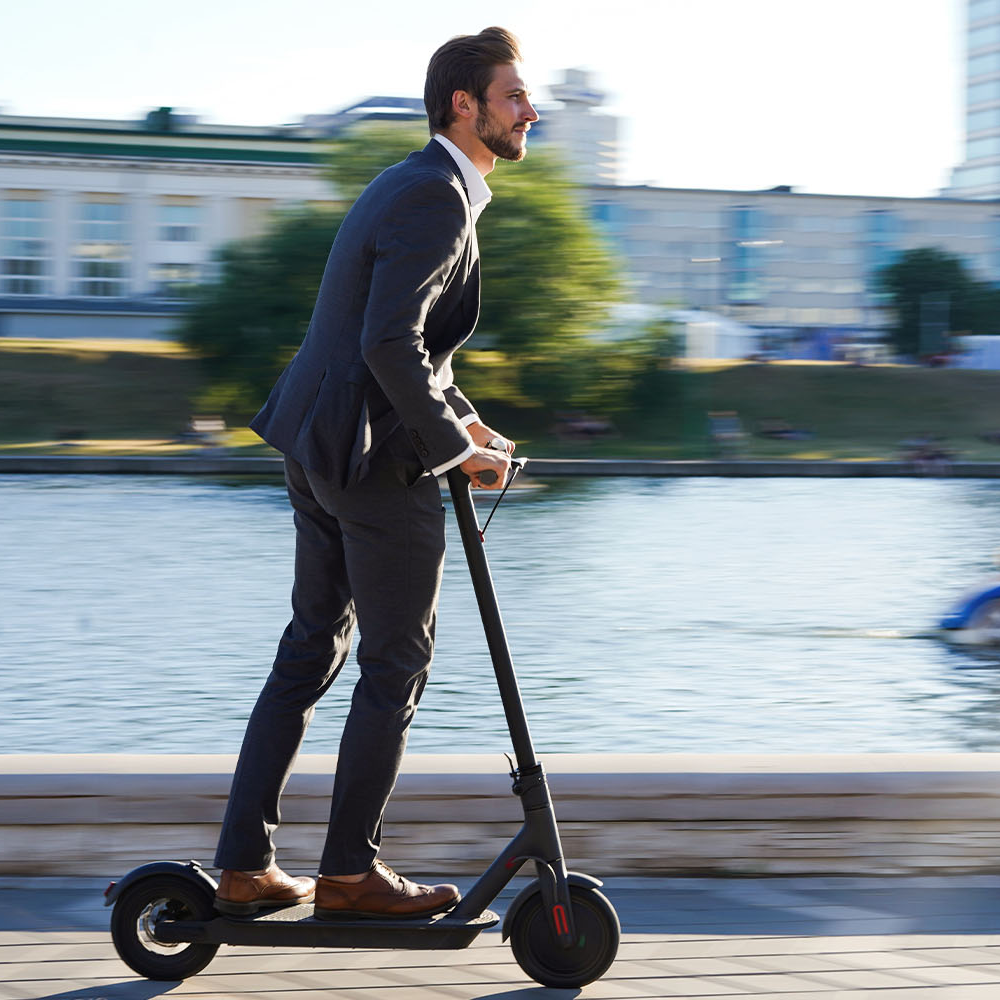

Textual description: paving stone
[804,966,951,989]
[8,877,1000,999]
[710,971,839,993]
[905,963,1000,985]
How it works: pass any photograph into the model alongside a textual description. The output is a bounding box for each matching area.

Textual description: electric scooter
[105,459,620,988]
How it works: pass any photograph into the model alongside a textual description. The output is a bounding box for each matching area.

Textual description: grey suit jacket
[251,139,481,487]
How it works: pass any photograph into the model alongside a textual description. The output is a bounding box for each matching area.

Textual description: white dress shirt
[426,134,492,475]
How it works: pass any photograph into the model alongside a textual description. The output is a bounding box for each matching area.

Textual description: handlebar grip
[479,469,499,486]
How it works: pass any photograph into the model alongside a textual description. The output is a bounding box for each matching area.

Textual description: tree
[878,247,1000,359]
[177,205,345,415]
[322,122,428,202]
[324,124,623,412]
[180,124,622,418]
[470,147,622,412]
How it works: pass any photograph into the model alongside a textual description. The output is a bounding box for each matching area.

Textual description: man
[213,27,538,920]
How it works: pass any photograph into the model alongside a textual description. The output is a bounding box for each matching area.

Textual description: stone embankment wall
[4,754,1000,879]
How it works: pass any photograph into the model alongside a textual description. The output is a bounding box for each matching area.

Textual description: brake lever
[479,456,525,486]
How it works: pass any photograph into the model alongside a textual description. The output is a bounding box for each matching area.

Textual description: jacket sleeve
[360,175,476,471]
[437,356,479,425]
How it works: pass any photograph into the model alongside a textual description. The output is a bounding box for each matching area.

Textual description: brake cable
[479,460,523,541]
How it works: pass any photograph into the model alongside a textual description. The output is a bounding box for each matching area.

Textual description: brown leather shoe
[314,861,459,920]
[215,865,316,915]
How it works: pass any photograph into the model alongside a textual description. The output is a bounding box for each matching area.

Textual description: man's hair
[424,27,522,134]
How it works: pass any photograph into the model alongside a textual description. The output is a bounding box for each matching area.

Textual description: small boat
[940,581,1000,644]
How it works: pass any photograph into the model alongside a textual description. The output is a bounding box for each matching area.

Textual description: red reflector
[552,903,569,936]
[104,881,116,898]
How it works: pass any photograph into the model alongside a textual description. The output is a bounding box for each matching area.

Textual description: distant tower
[949,0,1000,198]
[544,69,620,186]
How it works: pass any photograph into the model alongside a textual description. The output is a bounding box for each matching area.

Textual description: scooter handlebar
[478,456,526,486]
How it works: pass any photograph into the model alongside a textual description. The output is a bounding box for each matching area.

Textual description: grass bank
[610,361,1000,462]
[5,338,1000,462]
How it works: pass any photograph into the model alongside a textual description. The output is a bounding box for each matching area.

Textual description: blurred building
[590,182,999,353]
[1,75,997,351]
[0,75,618,339]
[0,108,334,338]
[948,0,1000,198]
[544,69,620,185]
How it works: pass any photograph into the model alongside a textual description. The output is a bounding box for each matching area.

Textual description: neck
[437,127,495,177]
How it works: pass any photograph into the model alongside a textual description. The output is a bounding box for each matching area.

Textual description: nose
[524,99,539,123]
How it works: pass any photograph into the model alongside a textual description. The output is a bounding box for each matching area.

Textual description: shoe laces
[373,860,405,890]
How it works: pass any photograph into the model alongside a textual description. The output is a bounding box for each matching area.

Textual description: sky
[1,0,967,199]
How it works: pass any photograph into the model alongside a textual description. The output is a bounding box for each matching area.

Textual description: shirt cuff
[432,442,476,477]
[460,412,480,427]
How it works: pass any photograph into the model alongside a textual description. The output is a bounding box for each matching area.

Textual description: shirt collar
[433,133,492,222]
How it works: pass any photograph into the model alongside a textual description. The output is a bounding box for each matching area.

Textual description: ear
[451,89,476,122]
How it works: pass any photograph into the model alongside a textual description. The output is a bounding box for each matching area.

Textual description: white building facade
[543,69,620,186]
[1,85,997,349]
[592,183,1000,350]
[0,110,332,338]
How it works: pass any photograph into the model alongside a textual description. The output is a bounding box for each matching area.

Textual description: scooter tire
[110,874,219,980]
[508,883,620,988]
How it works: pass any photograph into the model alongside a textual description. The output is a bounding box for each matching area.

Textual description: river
[3,473,1000,755]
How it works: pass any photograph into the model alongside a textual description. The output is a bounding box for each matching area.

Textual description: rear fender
[103,860,218,907]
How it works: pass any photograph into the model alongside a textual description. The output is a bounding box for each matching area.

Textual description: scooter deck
[155,904,500,951]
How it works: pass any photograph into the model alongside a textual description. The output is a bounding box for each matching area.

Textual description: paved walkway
[5,876,1000,999]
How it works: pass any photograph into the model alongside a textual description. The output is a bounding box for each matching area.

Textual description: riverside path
[5,875,1000,999]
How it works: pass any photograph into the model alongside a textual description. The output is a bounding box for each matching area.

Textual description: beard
[475,105,526,162]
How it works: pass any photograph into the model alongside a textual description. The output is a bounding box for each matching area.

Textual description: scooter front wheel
[110,874,219,980]
[508,883,620,988]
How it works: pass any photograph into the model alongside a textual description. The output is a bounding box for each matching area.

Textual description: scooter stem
[445,464,538,772]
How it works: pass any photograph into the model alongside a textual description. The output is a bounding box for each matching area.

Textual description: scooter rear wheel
[509,883,620,987]
[110,874,219,980]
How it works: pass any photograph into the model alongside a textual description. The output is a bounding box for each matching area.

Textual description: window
[591,201,626,229]
[1,197,51,295]
[727,205,766,303]
[970,22,1000,51]
[664,209,719,229]
[968,106,1000,133]
[968,79,1000,105]
[72,199,129,297]
[149,262,199,298]
[970,0,1000,23]
[954,164,1000,188]
[798,215,832,232]
[968,134,1000,160]
[157,202,200,242]
[623,239,661,258]
[800,246,831,263]
[832,248,861,265]
[833,216,860,234]
[864,210,899,296]
[969,50,1000,79]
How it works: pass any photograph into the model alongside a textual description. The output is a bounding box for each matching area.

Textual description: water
[4,473,1000,756]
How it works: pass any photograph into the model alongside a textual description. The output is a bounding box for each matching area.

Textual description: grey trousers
[214,430,445,875]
